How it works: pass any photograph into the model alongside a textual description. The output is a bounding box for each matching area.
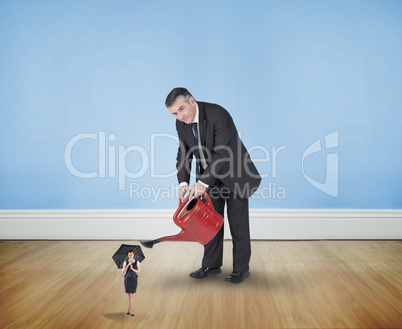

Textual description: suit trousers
[201,183,251,272]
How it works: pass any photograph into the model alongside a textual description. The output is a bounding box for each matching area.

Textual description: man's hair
[127,250,134,254]
[165,87,193,107]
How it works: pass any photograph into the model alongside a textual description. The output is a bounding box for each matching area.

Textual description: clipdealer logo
[64,130,339,201]
[301,130,339,197]
[63,131,288,201]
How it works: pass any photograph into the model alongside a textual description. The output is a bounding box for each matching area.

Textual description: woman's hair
[127,250,134,254]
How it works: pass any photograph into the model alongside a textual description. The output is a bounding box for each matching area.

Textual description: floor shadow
[246,270,278,289]
[161,269,276,289]
[102,313,127,322]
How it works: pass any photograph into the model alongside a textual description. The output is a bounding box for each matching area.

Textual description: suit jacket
[175,101,261,199]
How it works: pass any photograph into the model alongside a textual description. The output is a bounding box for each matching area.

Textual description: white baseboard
[0,209,401,240]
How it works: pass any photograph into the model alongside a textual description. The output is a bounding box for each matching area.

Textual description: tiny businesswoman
[122,250,140,316]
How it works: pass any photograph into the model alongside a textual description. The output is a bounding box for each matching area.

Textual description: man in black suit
[165,87,261,284]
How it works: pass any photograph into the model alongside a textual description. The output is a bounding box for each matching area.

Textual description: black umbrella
[112,244,145,269]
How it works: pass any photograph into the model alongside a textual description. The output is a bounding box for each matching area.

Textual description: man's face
[168,96,197,124]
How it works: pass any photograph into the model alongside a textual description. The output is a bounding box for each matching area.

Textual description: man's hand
[188,182,206,200]
[178,185,190,206]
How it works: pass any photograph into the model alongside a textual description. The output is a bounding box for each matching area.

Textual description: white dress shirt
[179,103,209,189]
[123,260,140,267]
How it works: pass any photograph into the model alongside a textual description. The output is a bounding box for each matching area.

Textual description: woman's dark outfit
[124,260,138,293]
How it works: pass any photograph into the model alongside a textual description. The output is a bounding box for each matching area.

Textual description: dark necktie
[191,122,200,180]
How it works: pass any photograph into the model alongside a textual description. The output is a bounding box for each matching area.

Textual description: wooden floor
[0,240,400,329]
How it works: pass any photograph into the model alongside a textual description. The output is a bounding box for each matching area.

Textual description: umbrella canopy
[112,244,145,269]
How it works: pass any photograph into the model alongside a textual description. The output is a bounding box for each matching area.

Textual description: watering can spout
[140,240,157,249]
[140,192,223,248]
[141,229,196,248]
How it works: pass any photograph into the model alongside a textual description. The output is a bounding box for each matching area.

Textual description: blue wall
[1,0,401,209]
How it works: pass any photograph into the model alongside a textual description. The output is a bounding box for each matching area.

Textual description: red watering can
[140,192,223,248]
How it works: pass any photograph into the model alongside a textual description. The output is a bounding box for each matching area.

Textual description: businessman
[166,87,261,284]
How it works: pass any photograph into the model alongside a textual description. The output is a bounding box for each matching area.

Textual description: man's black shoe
[189,267,221,279]
[224,270,250,284]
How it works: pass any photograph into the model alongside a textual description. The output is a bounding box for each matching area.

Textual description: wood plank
[0,240,401,329]
[340,241,402,289]
[320,241,401,328]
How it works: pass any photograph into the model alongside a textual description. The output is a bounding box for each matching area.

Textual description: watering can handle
[174,192,213,219]
[174,194,190,219]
